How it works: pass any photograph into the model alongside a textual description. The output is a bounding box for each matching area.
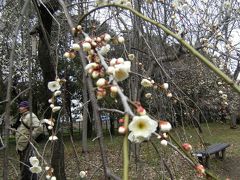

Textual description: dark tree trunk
[32,1,66,179]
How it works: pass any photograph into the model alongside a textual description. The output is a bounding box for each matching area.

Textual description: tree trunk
[32,1,66,179]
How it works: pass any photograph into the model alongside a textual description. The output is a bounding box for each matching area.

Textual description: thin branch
[78,3,240,94]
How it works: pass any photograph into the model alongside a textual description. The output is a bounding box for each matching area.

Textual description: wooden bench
[194,143,230,168]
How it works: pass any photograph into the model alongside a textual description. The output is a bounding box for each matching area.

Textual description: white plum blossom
[52,106,61,112]
[29,156,39,166]
[218,90,223,94]
[128,115,158,143]
[113,61,131,81]
[49,135,58,141]
[48,81,61,92]
[29,166,42,174]
[141,79,153,87]
[128,132,146,143]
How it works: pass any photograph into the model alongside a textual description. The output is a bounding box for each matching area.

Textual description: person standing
[16,101,43,180]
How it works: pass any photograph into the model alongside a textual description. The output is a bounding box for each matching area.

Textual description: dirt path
[214,156,240,180]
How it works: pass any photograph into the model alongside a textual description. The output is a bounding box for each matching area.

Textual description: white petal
[29,156,39,166]
[48,81,61,92]
[29,166,42,174]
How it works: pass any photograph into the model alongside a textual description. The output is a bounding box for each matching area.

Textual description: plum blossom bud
[160,139,168,146]
[79,171,87,178]
[141,79,153,87]
[118,36,125,43]
[195,164,205,174]
[85,37,92,42]
[221,94,228,100]
[118,118,124,123]
[77,25,82,30]
[91,41,97,47]
[218,90,223,94]
[46,175,51,179]
[116,58,124,64]
[82,42,91,52]
[52,106,61,112]
[96,78,107,87]
[128,54,135,61]
[118,126,126,134]
[107,66,115,74]
[45,166,50,171]
[96,88,106,99]
[50,104,55,109]
[71,43,80,51]
[182,143,193,151]
[64,52,76,59]
[63,52,71,58]
[48,99,53,104]
[137,106,146,115]
[54,90,61,96]
[51,176,56,180]
[145,93,152,98]
[162,83,169,90]
[96,37,102,42]
[49,135,58,141]
[162,133,168,138]
[218,81,223,85]
[110,58,117,66]
[159,120,172,132]
[110,86,118,93]
[104,33,111,42]
[92,71,100,79]
[48,126,53,130]
[167,92,173,98]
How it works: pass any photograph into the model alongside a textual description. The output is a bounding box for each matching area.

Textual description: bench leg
[215,152,220,159]
[205,156,210,168]
[221,149,226,160]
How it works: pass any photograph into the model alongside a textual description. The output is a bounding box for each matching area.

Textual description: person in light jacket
[16,101,43,180]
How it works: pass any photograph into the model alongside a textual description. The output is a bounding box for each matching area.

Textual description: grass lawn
[1,122,240,179]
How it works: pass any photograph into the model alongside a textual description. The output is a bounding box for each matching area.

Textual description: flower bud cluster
[118,118,126,134]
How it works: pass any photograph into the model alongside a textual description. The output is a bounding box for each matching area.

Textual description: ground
[1,122,240,179]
